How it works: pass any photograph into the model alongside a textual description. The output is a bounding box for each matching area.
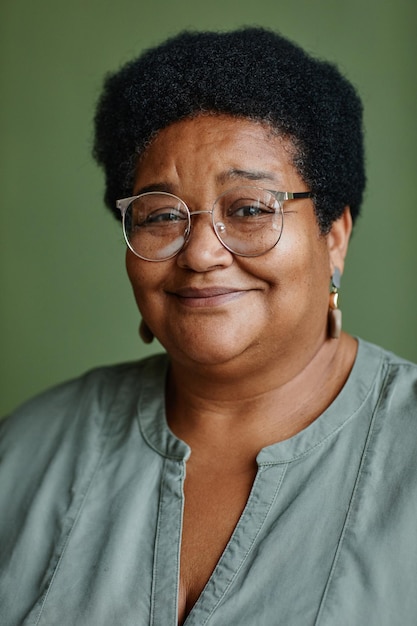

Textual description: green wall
[1,0,416,415]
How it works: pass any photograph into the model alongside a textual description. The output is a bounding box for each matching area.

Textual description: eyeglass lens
[122,188,284,261]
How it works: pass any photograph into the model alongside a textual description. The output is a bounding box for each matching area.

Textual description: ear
[326,207,352,276]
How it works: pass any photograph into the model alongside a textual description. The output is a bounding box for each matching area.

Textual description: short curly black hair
[93,27,365,233]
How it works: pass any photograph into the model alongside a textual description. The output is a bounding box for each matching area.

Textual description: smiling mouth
[169,287,248,308]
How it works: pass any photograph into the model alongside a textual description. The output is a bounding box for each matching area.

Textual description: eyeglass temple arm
[276,191,313,201]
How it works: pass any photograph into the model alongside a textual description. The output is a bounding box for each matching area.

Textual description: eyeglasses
[116,186,312,261]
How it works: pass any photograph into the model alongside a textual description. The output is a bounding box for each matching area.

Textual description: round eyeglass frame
[116,186,313,262]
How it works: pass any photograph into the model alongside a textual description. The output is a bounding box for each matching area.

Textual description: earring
[328,268,342,339]
[139,319,154,344]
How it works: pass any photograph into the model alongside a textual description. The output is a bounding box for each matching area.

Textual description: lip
[168,286,249,308]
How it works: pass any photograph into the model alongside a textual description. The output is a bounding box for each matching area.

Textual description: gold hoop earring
[328,268,342,339]
[139,319,154,344]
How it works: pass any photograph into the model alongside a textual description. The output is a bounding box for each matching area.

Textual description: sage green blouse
[1,340,416,625]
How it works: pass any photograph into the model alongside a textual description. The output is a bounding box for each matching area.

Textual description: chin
[162,333,252,369]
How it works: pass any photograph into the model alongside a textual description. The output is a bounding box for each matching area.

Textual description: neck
[166,333,357,455]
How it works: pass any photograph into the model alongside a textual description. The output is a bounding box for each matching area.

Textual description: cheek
[251,232,316,282]
[125,251,171,315]
[255,228,330,307]
[125,252,152,306]
[126,252,140,291]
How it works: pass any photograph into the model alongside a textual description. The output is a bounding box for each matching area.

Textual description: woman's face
[126,115,350,372]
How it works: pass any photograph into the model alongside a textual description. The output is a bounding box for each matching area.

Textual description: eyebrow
[216,168,278,185]
[133,182,174,195]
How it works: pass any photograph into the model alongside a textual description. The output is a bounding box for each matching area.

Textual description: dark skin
[125,115,356,623]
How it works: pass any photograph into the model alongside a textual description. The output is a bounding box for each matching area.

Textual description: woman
[1,28,416,626]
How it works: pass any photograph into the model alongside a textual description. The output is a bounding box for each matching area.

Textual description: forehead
[134,114,304,193]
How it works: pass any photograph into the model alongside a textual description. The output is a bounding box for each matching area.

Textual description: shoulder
[0,353,169,459]
[354,339,417,488]
[0,354,169,623]
[321,342,417,621]
[0,353,169,541]
[341,339,417,484]
[357,339,417,410]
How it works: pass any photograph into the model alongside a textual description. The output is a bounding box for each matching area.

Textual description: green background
[1,0,416,415]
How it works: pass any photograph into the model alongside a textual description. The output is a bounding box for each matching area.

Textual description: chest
[9,408,406,626]
[178,464,257,623]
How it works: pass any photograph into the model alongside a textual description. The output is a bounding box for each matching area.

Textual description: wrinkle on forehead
[133,114,303,199]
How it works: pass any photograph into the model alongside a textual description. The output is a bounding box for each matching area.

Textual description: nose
[176,210,234,272]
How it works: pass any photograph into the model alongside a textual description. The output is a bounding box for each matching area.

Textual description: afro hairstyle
[93,27,366,233]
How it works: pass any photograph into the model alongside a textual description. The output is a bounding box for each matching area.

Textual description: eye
[227,200,275,219]
[146,209,184,223]
[136,207,187,227]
